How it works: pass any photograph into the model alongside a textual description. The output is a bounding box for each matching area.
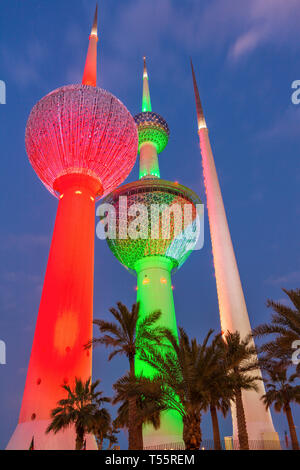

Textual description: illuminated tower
[103,58,201,449]
[7,8,138,450]
[190,61,279,447]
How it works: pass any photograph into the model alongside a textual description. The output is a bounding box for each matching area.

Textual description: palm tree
[90,407,111,450]
[209,398,229,451]
[140,328,224,450]
[112,373,168,449]
[221,332,261,450]
[93,417,119,450]
[262,363,300,450]
[252,289,300,371]
[202,338,233,450]
[46,377,110,450]
[86,302,169,450]
[105,425,119,450]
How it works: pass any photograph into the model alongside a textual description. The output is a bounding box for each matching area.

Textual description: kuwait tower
[7,7,138,450]
[190,61,279,447]
[103,58,201,449]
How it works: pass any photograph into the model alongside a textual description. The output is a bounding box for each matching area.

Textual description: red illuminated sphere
[25,84,138,197]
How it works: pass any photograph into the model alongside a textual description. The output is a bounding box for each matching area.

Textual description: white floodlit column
[191,61,279,447]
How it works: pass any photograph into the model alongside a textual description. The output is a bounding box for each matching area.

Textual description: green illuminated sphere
[102,179,201,274]
[134,112,169,154]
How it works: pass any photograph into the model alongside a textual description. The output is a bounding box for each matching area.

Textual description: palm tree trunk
[98,435,104,450]
[136,422,144,450]
[75,425,85,450]
[128,396,140,449]
[183,411,202,450]
[285,404,299,450]
[235,388,249,450]
[128,357,140,450]
[210,404,222,450]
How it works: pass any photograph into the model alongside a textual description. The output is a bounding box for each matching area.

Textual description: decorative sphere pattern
[25,85,138,198]
[103,179,201,273]
[134,112,169,154]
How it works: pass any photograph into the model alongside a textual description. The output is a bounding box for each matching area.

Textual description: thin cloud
[0,233,50,252]
[250,189,264,202]
[229,28,266,60]
[0,40,47,88]
[18,0,300,97]
[104,0,300,73]
[266,271,300,286]
[0,270,43,314]
[257,106,300,141]
[227,0,300,60]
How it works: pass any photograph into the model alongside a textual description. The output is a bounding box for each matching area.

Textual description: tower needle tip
[190,60,207,130]
[91,4,98,37]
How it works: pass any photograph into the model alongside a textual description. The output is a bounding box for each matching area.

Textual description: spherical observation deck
[103,179,201,274]
[25,84,138,198]
[134,112,169,154]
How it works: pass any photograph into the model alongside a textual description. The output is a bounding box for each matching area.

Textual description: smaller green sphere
[134,112,170,154]
[103,179,201,274]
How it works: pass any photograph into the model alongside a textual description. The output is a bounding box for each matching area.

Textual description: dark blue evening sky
[0,0,300,449]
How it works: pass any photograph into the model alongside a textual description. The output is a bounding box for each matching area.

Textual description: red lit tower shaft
[19,175,101,423]
[7,6,138,450]
[7,174,101,449]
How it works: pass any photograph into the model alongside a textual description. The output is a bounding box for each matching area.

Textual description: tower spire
[142,56,152,112]
[82,5,98,87]
[190,59,207,130]
[135,57,169,179]
[91,4,98,36]
[191,61,279,447]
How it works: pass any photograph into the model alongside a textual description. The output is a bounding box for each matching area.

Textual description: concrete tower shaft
[7,175,100,450]
[7,6,138,450]
[103,59,201,448]
[135,256,183,447]
[191,60,279,447]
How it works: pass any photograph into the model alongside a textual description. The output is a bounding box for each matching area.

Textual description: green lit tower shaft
[135,59,181,447]
[104,59,201,448]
